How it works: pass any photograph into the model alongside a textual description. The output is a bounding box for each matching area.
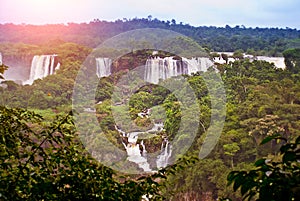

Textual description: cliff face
[111,50,178,73]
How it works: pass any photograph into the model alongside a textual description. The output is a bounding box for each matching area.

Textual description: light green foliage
[129,91,155,118]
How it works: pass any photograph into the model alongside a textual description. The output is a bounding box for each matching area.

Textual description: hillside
[1,17,300,55]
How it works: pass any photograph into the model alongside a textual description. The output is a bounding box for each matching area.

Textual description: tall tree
[283,48,300,73]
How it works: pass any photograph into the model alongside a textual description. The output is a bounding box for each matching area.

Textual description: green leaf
[233,172,246,191]
[283,151,296,164]
[254,159,266,167]
[260,134,285,145]
[241,184,249,195]
[296,136,300,144]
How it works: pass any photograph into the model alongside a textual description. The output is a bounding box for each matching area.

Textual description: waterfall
[144,57,212,84]
[0,53,2,66]
[115,123,165,172]
[55,63,61,71]
[144,57,187,84]
[141,140,147,156]
[156,139,172,169]
[256,56,285,69]
[96,58,112,78]
[183,57,212,74]
[124,131,152,172]
[24,55,58,85]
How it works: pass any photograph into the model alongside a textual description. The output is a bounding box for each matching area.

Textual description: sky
[0,0,299,29]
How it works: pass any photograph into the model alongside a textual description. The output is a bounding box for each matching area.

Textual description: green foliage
[163,95,181,140]
[1,19,299,54]
[232,50,244,60]
[226,136,300,201]
[283,48,300,73]
[129,91,155,118]
[1,31,300,200]
[0,63,8,79]
[0,107,167,200]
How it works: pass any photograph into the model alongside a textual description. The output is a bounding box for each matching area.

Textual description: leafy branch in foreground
[224,135,300,201]
[0,107,166,200]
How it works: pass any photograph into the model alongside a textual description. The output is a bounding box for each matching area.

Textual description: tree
[0,63,8,80]
[223,142,240,168]
[283,48,300,74]
[232,50,244,60]
[0,107,166,200]
[226,135,300,201]
[221,53,229,64]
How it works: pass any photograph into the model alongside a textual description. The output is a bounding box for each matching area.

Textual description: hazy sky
[0,0,299,28]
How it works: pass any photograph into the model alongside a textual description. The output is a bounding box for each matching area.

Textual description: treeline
[1,17,300,55]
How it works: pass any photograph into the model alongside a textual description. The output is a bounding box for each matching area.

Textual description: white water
[156,139,172,169]
[55,62,60,71]
[214,52,286,69]
[95,54,285,83]
[0,52,2,66]
[144,57,212,84]
[116,122,170,171]
[24,55,59,85]
[256,56,285,69]
[183,57,212,74]
[94,56,213,83]
[96,58,112,78]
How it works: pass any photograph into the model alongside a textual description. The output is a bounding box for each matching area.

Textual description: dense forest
[1,17,300,55]
[0,17,300,201]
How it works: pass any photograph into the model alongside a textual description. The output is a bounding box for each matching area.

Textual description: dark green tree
[283,48,300,74]
[226,135,300,201]
[0,107,166,200]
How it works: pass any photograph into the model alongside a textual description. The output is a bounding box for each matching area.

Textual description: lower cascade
[156,139,172,169]
[96,57,112,78]
[115,122,171,172]
[24,55,60,85]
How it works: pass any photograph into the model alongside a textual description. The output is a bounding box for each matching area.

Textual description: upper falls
[95,56,212,83]
[24,55,59,85]
[96,58,112,78]
[144,57,212,84]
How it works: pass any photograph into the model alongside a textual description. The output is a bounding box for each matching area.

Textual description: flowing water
[115,122,171,172]
[24,55,59,85]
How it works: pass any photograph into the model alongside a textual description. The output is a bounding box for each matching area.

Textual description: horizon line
[0,17,299,30]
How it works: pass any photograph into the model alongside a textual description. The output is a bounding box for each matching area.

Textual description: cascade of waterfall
[0,52,2,66]
[96,58,112,78]
[55,63,61,71]
[24,55,58,85]
[116,122,165,172]
[144,57,212,84]
[182,57,212,74]
[141,140,147,155]
[123,131,152,172]
[144,57,187,84]
[156,139,172,169]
